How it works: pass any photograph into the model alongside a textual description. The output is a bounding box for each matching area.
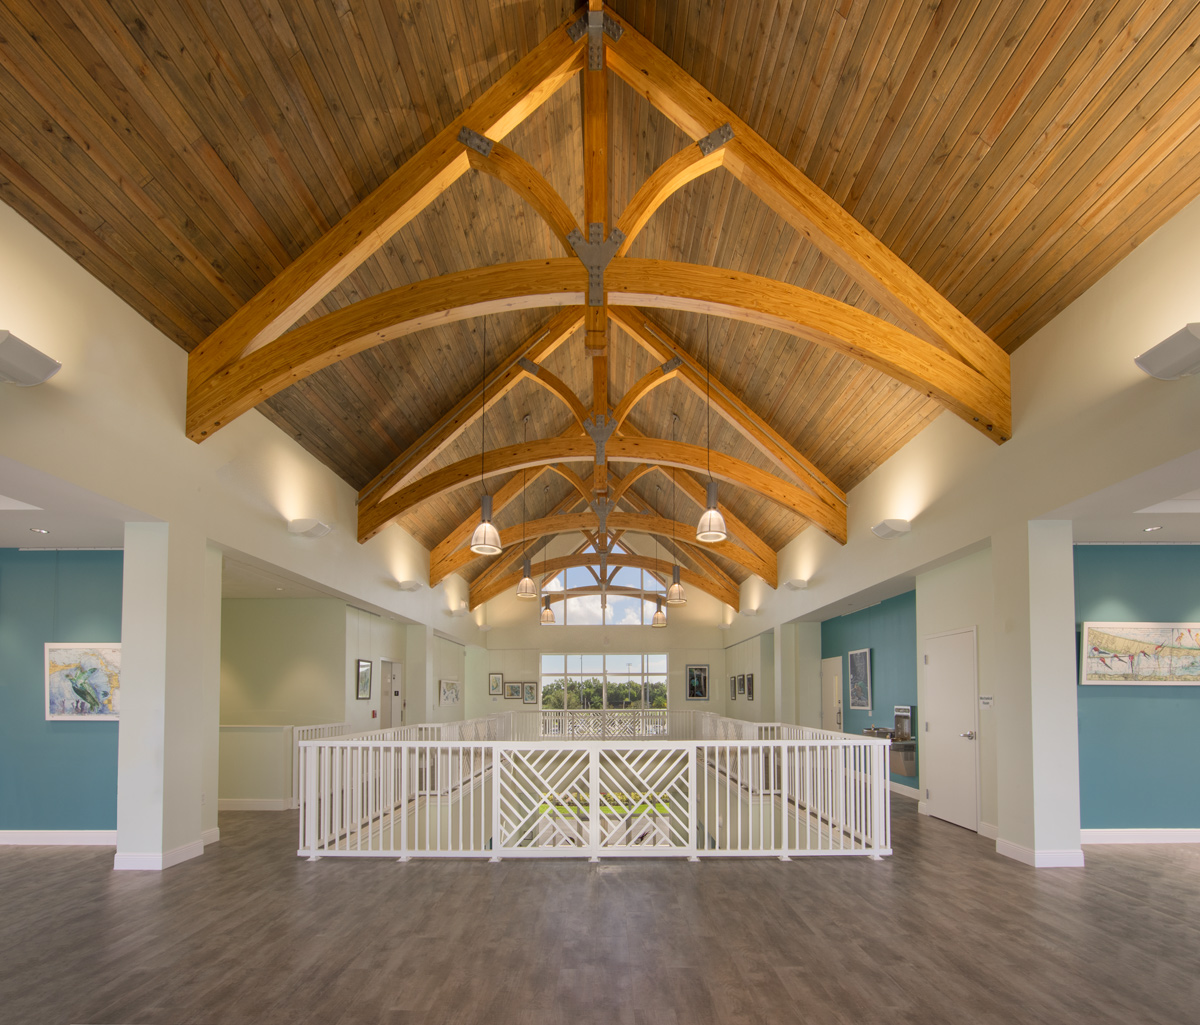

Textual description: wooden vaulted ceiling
[3,1,1200,608]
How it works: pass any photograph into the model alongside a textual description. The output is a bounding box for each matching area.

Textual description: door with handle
[922,629,979,831]
[821,657,842,732]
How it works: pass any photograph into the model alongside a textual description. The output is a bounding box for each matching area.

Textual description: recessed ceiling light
[1144,525,1163,532]
[29,527,49,534]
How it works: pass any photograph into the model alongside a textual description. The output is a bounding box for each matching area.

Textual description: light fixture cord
[522,415,528,550]
[706,318,712,483]
[480,320,487,497]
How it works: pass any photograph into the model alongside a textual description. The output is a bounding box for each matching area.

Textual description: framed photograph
[1081,622,1200,684]
[848,648,872,709]
[746,673,754,701]
[505,682,522,699]
[356,658,372,700]
[489,672,504,696]
[737,674,746,695]
[730,675,737,700]
[685,664,708,700]
[440,678,460,706]
[45,643,121,721]
[522,682,538,704]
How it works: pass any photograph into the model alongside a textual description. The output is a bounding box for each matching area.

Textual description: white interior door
[379,661,394,729]
[821,656,842,732]
[388,663,405,727]
[922,628,978,830]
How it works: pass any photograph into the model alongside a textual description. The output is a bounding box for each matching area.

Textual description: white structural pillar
[200,546,223,846]
[992,518,1084,868]
[115,521,215,870]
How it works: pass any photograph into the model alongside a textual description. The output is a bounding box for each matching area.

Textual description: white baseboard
[217,797,290,811]
[889,781,920,799]
[1081,828,1200,845]
[113,838,204,872]
[917,800,928,816]
[201,827,220,846]
[0,829,116,846]
[979,821,999,840]
[995,838,1085,868]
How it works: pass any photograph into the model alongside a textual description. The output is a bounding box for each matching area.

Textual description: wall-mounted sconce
[396,579,421,592]
[288,518,332,538]
[871,518,911,539]
[784,578,808,590]
[0,331,61,386]
[449,601,470,618]
[1135,324,1200,380]
[718,621,732,631]
[741,608,759,617]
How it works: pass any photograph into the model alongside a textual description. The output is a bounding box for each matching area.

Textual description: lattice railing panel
[597,748,691,849]
[497,748,590,850]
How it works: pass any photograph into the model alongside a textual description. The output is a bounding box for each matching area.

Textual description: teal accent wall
[1075,545,1200,829]
[0,549,122,830]
[821,591,918,783]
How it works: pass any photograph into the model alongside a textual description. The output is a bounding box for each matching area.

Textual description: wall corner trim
[889,781,920,799]
[978,821,999,840]
[1080,828,1200,845]
[0,829,117,846]
[201,827,221,846]
[113,839,205,872]
[995,838,1085,868]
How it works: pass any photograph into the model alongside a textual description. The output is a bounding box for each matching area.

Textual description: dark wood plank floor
[2,799,1198,1025]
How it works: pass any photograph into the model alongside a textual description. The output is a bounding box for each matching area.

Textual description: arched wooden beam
[605,260,1011,442]
[360,307,584,503]
[431,510,774,586]
[187,259,585,441]
[187,18,584,383]
[610,464,654,504]
[470,554,738,610]
[359,436,844,544]
[614,142,729,258]
[466,143,582,256]
[603,8,1009,388]
[611,361,680,430]
[546,464,593,504]
[521,362,590,428]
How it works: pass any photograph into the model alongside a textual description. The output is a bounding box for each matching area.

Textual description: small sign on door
[979,695,994,708]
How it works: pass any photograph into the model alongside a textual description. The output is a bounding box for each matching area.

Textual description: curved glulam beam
[186,259,585,441]
[611,361,680,429]
[522,363,591,428]
[606,260,1011,442]
[470,554,738,611]
[466,143,582,255]
[614,142,728,257]
[187,19,584,386]
[603,8,1009,389]
[546,464,593,503]
[431,510,775,586]
[358,436,845,544]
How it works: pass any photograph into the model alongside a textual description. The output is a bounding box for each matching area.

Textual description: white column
[200,546,222,844]
[115,521,214,870]
[991,519,1083,867]
[774,623,786,722]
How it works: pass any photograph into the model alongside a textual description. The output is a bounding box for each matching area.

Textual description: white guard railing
[292,722,352,809]
[298,713,890,862]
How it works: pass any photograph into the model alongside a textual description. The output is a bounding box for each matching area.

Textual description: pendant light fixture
[666,412,687,605]
[516,415,538,599]
[539,484,555,623]
[651,485,667,627]
[651,596,667,628]
[469,320,502,556]
[696,319,728,543]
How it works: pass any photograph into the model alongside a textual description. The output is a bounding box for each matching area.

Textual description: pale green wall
[220,598,345,725]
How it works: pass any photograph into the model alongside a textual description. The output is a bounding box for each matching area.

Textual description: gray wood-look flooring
[2,800,1198,1025]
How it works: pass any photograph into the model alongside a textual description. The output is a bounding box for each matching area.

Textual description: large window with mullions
[539,542,668,626]
[539,653,668,709]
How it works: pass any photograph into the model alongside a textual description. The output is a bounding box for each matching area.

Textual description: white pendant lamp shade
[696,480,728,543]
[516,557,538,600]
[666,564,686,605]
[651,596,667,628]
[540,595,555,624]
[470,494,502,555]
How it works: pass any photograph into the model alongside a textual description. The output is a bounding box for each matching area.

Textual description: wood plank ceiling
[2,0,1199,602]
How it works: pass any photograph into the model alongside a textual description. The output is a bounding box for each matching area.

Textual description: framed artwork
[746,673,754,701]
[686,664,708,700]
[848,648,872,709]
[356,658,372,700]
[505,682,522,699]
[440,678,460,706]
[1081,622,1200,684]
[522,682,538,704]
[489,672,504,695]
[730,675,737,700]
[737,674,746,695]
[45,643,121,721]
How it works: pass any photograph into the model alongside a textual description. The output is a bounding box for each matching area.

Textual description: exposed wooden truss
[182,4,1013,605]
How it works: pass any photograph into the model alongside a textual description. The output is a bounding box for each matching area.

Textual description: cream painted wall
[792,621,823,728]
[916,548,996,828]
[221,599,346,726]
[344,607,407,732]
[725,632,774,722]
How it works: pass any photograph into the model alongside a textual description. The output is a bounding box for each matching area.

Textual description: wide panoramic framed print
[1081,622,1200,684]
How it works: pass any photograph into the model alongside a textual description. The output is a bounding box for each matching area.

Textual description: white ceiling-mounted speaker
[784,578,808,591]
[287,518,332,538]
[0,331,61,386]
[871,518,911,540]
[1135,324,1200,380]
